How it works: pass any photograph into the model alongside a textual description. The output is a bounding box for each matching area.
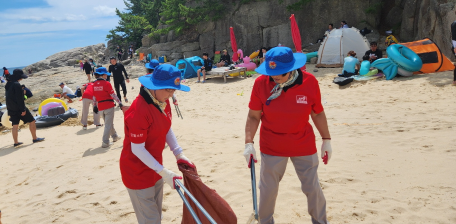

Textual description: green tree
[107,0,163,48]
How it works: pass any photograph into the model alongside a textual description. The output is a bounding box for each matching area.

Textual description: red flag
[290,14,306,71]
[230,27,239,62]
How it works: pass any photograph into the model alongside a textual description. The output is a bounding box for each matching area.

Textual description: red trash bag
[178,161,237,224]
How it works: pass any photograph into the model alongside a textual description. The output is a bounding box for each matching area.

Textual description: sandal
[14,142,23,147]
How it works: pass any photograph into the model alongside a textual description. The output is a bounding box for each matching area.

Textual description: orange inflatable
[400,38,454,74]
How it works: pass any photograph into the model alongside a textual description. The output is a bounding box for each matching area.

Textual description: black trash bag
[333,77,354,86]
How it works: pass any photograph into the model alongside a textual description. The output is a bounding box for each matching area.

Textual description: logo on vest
[94,86,103,91]
[296,95,307,104]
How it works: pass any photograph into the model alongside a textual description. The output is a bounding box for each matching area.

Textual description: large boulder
[24,43,106,73]
[400,0,456,60]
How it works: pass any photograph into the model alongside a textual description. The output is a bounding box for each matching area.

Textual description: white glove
[243,143,257,168]
[176,153,195,168]
[321,140,333,164]
[158,168,182,189]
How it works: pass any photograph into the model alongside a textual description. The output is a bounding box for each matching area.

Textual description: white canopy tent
[316,27,370,68]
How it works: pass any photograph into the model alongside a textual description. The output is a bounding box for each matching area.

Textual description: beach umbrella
[290,14,302,53]
[230,27,239,62]
[289,14,307,71]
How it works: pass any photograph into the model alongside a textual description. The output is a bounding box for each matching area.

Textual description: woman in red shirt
[244,47,333,224]
[120,64,193,223]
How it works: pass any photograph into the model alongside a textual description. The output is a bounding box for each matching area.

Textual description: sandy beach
[0,64,455,223]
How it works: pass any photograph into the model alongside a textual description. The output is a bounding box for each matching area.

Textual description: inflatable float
[38,98,68,116]
[1,110,24,128]
[249,50,259,59]
[371,44,423,80]
[35,108,78,128]
[306,52,318,62]
[236,56,257,71]
[237,49,244,62]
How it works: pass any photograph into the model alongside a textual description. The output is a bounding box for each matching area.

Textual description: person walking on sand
[109,56,130,103]
[80,81,102,130]
[92,67,126,148]
[145,59,159,76]
[120,64,193,224]
[244,47,332,224]
[80,60,83,71]
[83,59,92,82]
[5,69,45,147]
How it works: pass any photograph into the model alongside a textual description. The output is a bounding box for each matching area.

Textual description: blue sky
[0,0,127,68]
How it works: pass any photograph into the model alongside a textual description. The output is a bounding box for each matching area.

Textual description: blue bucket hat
[255,47,306,76]
[94,67,110,75]
[145,59,159,70]
[139,64,190,92]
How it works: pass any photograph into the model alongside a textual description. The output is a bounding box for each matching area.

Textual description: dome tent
[175,56,205,79]
[316,27,370,68]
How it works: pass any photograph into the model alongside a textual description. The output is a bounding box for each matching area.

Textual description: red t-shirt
[248,72,324,157]
[92,79,115,111]
[82,83,94,100]
[120,92,173,190]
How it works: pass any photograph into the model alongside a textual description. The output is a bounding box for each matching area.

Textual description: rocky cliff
[399,0,456,60]
[134,0,456,64]
[24,43,106,73]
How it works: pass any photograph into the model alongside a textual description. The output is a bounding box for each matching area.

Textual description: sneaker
[102,142,113,148]
[95,124,103,128]
[33,138,45,143]
[113,136,122,142]
[83,125,87,130]
[14,142,23,147]
[196,80,200,83]
[125,98,129,103]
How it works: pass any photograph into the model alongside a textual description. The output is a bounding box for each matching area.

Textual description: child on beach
[359,55,379,76]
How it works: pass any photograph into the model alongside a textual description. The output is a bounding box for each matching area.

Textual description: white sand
[0,64,455,223]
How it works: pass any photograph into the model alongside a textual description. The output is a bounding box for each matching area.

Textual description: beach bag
[178,161,237,224]
[333,77,354,86]
[47,106,65,116]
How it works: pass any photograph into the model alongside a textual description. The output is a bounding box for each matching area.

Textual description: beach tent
[316,27,370,68]
[400,38,455,74]
[176,56,205,79]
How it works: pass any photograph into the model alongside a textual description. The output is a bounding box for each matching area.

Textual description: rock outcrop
[399,0,456,60]
[136,0,383,64]
[25,43,106,73]
[131,0,456,65]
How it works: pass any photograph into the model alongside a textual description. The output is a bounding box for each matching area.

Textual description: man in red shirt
[120,64,193,223]
[80,81,101,130]
[244,47,333,224]
[92,67,126,148]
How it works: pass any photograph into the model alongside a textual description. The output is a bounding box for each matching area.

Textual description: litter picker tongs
[246,156,259,224]
[174,179,217,224]
[172,95,183,119]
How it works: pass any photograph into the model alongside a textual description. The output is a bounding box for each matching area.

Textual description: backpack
[75,88,82,97]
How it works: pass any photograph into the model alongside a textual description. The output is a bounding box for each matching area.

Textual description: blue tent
[175,56,204,79]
